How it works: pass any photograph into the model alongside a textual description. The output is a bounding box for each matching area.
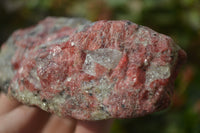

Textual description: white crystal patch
[81,76,114,101]
[146,64,171,84]
[134,26,155,46]
[83,48,122,76]
[83,54,96,76]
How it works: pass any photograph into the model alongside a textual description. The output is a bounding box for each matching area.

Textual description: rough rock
[0,17,186,120]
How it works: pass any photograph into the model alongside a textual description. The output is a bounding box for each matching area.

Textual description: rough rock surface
[0,17,186,120]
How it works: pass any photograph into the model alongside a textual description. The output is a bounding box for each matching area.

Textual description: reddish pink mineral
[0,17,186,120]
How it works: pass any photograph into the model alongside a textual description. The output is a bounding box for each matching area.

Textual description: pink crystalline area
[0,17,186,120]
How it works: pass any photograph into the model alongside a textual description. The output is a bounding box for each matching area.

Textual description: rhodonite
[0,17,186,120]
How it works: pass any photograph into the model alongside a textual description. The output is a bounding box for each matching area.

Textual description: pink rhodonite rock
[0,17,186,120]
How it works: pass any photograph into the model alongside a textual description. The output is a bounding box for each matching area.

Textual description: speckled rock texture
[0,17,186,120]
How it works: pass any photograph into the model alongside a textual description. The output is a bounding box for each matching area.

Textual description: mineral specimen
[0,17,186,120]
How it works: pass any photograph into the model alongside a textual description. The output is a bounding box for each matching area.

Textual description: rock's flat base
[0,17,186,120]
